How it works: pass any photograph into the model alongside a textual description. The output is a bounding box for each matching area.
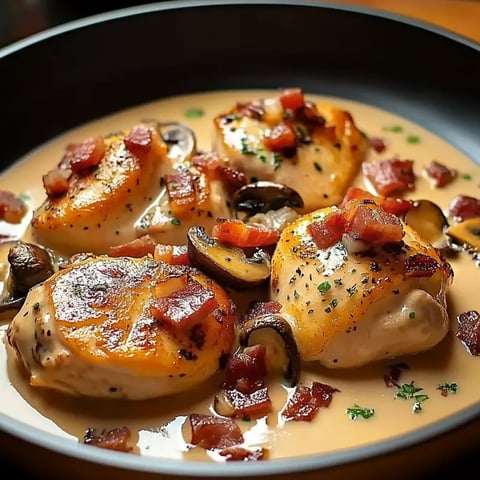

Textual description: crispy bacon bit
[263,123,297,153]
[124,125,152,158]
[154,243,190,265]
[279,87,305,112]
[456,310,480,355]
[151,276,218,329]
[308,211,346,249]
[189,413,244,449]
[363,158,415,196]
[212,218,279,247]
[165,171,197,218]
[448,195,480,222]
[108,234,157,257]
[235,100,265,120]
[282,382,340,422]
[0,190,28,223]
[340,187,412,218]
[296,100,326,126]
[42,167,72,197]
[238,300,282,328]
[368,136,387,153]
[215,345,272,418]
[63,136,106,172]
[83,426,132,452]
[404,253,439,278]
[216,166,248,191]
[345,203,404,244]
[219,446,266,461]
[383,362,409,387]
[425,161,457,187]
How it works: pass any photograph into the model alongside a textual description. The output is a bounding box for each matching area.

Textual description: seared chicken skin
[7,256,236,400]
[31,126,170,256]
[214,88,368,212]
[269,197,453,368]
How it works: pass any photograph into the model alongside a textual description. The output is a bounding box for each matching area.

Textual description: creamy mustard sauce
[0,90,479,461]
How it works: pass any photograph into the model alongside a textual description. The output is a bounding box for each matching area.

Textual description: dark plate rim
[0,0,479,476]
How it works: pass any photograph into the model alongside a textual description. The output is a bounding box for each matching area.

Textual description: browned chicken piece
[214,88,368,212]
[7,256,236,400]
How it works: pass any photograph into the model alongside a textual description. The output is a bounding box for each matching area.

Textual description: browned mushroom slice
[446,218,480,252]
[232,181,304,219]
[158,122,197,167]
[0,241,56,318]
[404,199,450,251]
[187,226,271,290]
[239,314,301,386]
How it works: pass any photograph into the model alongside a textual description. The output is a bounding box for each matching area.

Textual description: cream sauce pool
[0,90,479,462]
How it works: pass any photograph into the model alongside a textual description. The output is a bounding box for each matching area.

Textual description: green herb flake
[273,153,284,171]
[346,284,357,297]
[395,382,429,413]
[334,278,343,286]
[240,137,256,156]
[18,192,30,203]
[408,311,416,319]
[346,404,375,420]
[184,107,205,119]
[73,285,82,296]
[171,218,181,226]
[437,382,458,395]
[462,173,472,180]
[33,302,40,311]
[406,135,421,144]
[382,125,403,133]
[317,281,331,294]
[294,290,300,300]
[313,162,323,172]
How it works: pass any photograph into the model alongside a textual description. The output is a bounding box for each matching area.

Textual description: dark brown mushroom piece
[187,226,271,290]
[232,181,304,220]
[404,199,451,252]
[159,121,197,165]
[239,314,301,387]
[446,218,480,252]
[0,241,55,318]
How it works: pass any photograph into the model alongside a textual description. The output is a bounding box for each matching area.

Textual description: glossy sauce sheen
[0,90,479,461]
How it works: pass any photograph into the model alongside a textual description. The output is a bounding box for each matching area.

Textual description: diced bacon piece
[219,446,266,461]
[0,190,28,223]
[108,234,157,257]
[279,87,305,111]
[425,161,457,187]
[363,158,415,196]
[83,427,132,452]
[153,243,189,265]
[165,171,197,218]
[151,276,218,329]
[282,382,340,422]
[456,310,480,356]
[215,345,272,418]
[189,414,243,449]
[212,218,279,247]
[369,136,387,153]
[235,100,265,120]
[124,125,152,158]
[42,168,72,197]
[308,211,347,249]
[345,203,404,244]
[263,123,297,153]
[296,101,326,126]
[448,195,480,222]
[64,136,105,172]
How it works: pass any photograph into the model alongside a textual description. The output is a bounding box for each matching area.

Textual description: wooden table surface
[335,0,480,43]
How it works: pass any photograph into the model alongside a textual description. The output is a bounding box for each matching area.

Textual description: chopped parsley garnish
[395,382,429,413]
[406,135,420,144]
[184,108,205,118]
[382,125,403,133]
[171,218,181,225]
[346,404,375,420]
[273,152,284,171]
[408,311,416,319]
[317,281,331,294]
[18,192,30,203]
[240,137,256,156]
[437,382,458,395]
[462,173,472,180]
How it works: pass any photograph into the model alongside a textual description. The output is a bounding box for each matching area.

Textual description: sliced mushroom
[187,226,271,290]
[159,121,197,167]
[446,218,480,252]
[404,199,450,251]
[239,314,301,386]
[0,241,56,318]
[232,181,304,219]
